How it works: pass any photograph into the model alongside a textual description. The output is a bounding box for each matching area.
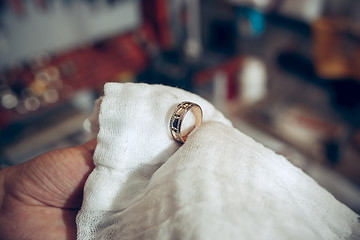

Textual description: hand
[0,139,96,240]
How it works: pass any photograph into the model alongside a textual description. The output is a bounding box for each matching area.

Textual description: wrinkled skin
[0,139,96,240]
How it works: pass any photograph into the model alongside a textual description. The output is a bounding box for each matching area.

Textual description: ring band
[170,101,203,143]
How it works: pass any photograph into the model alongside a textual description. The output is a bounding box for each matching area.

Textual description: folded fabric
[76,82,360,240]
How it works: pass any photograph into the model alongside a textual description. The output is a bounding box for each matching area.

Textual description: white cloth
[76,82,360,240]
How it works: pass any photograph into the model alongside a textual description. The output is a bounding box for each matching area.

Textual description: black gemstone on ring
[172,118,179,130]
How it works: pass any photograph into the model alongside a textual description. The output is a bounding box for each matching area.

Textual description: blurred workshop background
[0,0,359,213]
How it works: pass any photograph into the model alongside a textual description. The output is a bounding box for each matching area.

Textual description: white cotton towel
[76,82,360,240]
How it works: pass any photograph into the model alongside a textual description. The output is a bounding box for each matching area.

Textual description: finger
[9,139,97,208]
[80,138,97,154]
[71,138,97,171]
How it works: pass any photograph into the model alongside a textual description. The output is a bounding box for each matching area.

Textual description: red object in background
[0,26,154,130]
[51,31,148,91]
[193,56,244,100]
[7,0,25,16]
[32,0,47,10]
[142,0,174,50]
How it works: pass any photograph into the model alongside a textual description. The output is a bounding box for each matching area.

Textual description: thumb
[11,139,97,208]
[80,138,97,154]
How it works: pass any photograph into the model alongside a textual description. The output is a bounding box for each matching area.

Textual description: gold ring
[170,101,203,143]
